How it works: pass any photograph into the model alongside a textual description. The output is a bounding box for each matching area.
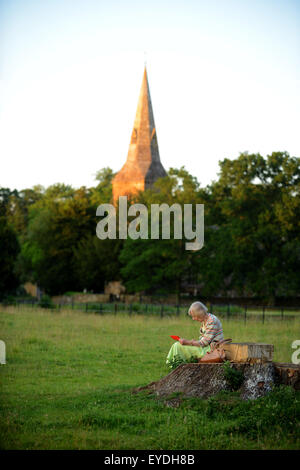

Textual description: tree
[199,152,300,300]
[17,170,120,296]
[0,216,20,297]
[119,167,204,299]
[73,235,123,292]
[0,188,22,296]
[5,186,44,237]
[18,185,96,294]
[90,167,115,206]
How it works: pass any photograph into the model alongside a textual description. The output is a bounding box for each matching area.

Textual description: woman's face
[190,310,206,322]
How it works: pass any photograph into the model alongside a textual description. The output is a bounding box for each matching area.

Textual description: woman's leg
[166,341,210,366]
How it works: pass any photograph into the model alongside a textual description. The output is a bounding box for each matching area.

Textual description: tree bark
[132,362,300,401]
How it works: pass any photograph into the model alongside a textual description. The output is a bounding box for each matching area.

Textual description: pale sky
[1,0,300,191]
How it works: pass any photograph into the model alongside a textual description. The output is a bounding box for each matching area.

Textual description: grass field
[0,306,299,450]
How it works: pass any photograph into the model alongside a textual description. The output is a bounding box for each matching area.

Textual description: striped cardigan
[198,313,224,347]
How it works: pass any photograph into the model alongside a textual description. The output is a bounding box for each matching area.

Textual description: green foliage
[73,234,123,293]
[222,361,244,391]
[191,385,300,441]
[120,238,190,298]
[5,187,44,237]
[168,354,198,370]
[1,152,300,300]
[131,302,141,312]
[168,354,185,370]
[0,215,20,298]
[198,151,300,300]
[119,153,300,301]
[209,385,300,439]
[38,295,55,309]
[9,174,122,295]
[91,167,114,205]
[119,167,203,298]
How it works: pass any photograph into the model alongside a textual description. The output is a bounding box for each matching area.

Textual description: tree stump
[223,342,274,363]
[133,341,300,401]
[132,362,276,400]
[273,363,300,390]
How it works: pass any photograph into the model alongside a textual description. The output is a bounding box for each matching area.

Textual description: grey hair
[188,301,208,317]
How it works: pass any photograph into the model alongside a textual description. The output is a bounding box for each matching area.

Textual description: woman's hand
[179,338,190,345]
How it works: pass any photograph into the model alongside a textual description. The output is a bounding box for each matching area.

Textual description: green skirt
[166,341,211,366]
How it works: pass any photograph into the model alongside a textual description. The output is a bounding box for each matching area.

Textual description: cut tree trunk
[273,363,300,390]
[223,342,274,363]
[133,341,299,401]
[133,362,276,400]
[132,362,300,401]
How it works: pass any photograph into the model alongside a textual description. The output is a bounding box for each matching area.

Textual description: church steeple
[112,67,167,203]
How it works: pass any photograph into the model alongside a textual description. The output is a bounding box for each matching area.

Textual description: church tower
[112,67,167,204]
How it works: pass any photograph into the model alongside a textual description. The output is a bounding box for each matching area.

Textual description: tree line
[1,152,299,303]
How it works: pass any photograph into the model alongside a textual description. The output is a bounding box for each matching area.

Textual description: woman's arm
[198,316,222,347]
[179,338,200,346]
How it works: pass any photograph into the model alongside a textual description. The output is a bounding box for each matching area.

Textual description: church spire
[131,67,155,149]
[112,67,167,203]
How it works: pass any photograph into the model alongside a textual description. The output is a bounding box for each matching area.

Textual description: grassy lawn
[0,306,299,450]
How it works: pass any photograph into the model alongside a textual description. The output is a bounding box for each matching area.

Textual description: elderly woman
[166,301,224,367]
